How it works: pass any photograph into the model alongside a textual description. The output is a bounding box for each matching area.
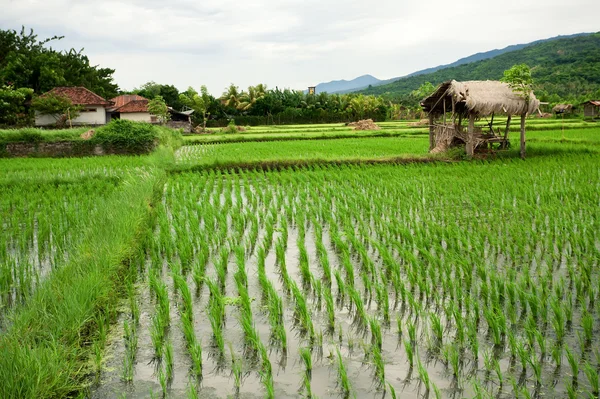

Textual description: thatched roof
[552,104,573,113]
[421,80,540,117]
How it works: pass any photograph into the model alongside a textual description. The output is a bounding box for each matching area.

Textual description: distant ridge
[312,32,591,95]
[312,74,381,94]
[357,31,600,100]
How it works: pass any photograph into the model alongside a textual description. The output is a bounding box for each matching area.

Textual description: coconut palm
[220,84,241,109]
[238,84,267,112]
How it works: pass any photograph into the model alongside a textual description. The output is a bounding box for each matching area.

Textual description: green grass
[1,120,599,398]
[0,164,166,397]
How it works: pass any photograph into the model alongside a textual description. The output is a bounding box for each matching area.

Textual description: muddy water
[91,220,471,399]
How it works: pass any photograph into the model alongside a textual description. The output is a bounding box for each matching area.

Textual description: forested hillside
[359,33,600,104]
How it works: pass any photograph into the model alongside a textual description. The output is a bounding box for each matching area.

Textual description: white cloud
[1,0,598,94]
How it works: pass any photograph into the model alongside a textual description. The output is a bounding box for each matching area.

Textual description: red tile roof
[110,94,147,108]
[115,99,149,113]
[43,87,111,106]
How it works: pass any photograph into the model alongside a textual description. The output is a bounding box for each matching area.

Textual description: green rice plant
[151,314,165,359]
[334,269,346,306]
[187,377,199,399]
[230,344,243,396]
[208,301,225,358]
[174,273,193,321]
[369,316,383,350]
[335,348,351,398]
[446,344,460,380]
[583,360,599,397]
[164,340,174,382]
[581,309,593,346]
[551,343,563,369]
[181,310,196,348]
[417,359,431,396]
[528,355,542,389]
[348,287,367,332]
[429,312,443,349]
[372,344,386,390]
[300,347,312,380]
[190,341,203,379]
[565,378,578,399]
[158,367,167,398]
[387,382,397,399]
[404,338,414,369]
[565,346,579,385]
[407,319,417,345]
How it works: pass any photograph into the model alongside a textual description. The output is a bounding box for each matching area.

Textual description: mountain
[401,32,590,79]
[313,74,381,94]
[358,32,600,102]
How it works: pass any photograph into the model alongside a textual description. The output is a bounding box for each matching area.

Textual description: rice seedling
[583,360,599,397]
[164,340,174,382]
[190,341,203,380]
[335,348,351,398]
[565,346,579,386]
[417,359,431,396]
[230,344,243,396]
[372,344,386,390]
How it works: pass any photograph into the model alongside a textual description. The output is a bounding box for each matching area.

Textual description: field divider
[0,167,166,398]
[182,131,428,145]
[171,155,456,174]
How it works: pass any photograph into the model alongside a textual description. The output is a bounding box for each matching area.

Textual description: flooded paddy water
[92,158,600,398]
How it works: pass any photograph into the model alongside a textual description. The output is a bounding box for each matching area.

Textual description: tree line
[0,27,393,127]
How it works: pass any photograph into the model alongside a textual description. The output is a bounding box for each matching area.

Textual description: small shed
[421,80,539,159]
[552,104,573,114]
[582,100,600,119]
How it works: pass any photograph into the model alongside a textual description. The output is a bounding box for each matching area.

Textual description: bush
[94,119,159,150]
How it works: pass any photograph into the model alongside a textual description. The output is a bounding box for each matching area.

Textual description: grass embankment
[0,167,166,397]
[0,120,183,156]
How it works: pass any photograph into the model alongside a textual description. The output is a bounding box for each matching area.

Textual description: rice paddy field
[1,121,600,399]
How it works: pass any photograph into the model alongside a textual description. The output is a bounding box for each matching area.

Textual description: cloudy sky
[1,0,598,95]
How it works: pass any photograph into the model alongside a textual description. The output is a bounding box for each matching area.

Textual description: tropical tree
[148,95,170,124]
[179,85,211,130]
[501,64,534,104]
[238,84,267,112]
[31,92,82,127]
[0,85,34,126]
[220,84,241,109]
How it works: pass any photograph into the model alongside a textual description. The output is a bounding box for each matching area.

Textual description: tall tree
[0,27,118,98]
[147,95,170,124]
[179,85,212,130]
[501,64,534,104]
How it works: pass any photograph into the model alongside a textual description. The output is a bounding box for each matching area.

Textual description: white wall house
[35,105,107,126]
[120,112,152,122]
[34,87,112,127]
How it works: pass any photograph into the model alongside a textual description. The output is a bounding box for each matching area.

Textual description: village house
[34,87,112,126]
[108,94,153,122]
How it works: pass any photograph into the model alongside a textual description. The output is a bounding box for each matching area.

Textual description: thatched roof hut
[421,80,540,159]
[421,80,540,117]
[552,104,573,114]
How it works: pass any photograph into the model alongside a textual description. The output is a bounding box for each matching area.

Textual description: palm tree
[238,84,267,112]
[220,84,241,109]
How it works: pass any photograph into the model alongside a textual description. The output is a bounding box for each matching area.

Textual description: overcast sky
[1,0,599,95]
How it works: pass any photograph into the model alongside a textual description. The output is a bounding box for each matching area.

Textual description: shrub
[94,119,159,150]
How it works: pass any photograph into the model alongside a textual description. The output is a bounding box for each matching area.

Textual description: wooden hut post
[428,113,435,151]
[520,113,526,159]
[466,113,475,158]
[502,115,511,149]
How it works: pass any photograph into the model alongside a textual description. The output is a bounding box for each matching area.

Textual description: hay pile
[348,119,380,131]
[80,129,95,140]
